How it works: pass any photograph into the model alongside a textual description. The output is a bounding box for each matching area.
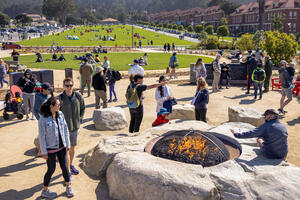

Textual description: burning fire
[167,136,216,161]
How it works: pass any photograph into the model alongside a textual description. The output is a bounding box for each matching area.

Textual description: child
[152,108,170,127]
[191,77,209,122]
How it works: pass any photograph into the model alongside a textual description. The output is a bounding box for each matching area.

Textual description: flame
[167,135,211,161]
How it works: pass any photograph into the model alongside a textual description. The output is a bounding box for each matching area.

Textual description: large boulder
[93,107,127,131]
[107,152,218,200]
[228,106,264,127]
[0,101,5,110]
[169,104,195,120]
[82,120,212,178]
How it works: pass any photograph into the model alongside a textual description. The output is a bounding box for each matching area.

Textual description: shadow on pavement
[287,116,300,126]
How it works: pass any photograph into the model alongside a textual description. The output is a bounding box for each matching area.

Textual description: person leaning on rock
[231,109,288,159]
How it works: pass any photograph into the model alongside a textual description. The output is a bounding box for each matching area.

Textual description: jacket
[38,111,70,155]
[33,93,49,120]
[234,119,288,159]
[59,91,85,132]
[194,89,209,109]
[153,115,170,127]
[212,60,221,73]
[79,63,93,81]
[247,58,258,74]
[17,69,36,93]
[169,55,178,67]
[194,63,207,79]
[92,73,107,91]
[105,69,116,85]
[264,60,273,76]
[155,85,173,113]
[279,68,292,88]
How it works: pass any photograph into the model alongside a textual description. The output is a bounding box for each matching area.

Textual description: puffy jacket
[194,89,209,110]
[38,111,70,155]
[17,69,36,93]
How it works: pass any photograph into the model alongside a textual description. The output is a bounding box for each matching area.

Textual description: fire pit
[145,130,242,167]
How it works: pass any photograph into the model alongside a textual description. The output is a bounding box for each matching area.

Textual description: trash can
[65,68,73,79]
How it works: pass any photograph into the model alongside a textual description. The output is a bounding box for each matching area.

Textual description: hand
[230,129,235,134]
[42,154,48,160]
[167,96,171,100]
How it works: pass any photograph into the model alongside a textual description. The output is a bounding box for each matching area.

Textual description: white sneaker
[31,115,35,120]
[26,116,30,121]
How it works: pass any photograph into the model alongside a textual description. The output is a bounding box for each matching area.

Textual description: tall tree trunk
[258,0,265,30]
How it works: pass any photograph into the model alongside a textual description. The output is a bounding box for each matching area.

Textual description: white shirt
[155,85,173,113]
[102,60,110,68]
[128,64,144,76]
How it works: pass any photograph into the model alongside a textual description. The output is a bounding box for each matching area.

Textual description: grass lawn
[17,25,196,47]
[3,53,213,71]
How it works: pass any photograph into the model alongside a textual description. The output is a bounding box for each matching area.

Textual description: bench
[4,60,19,66]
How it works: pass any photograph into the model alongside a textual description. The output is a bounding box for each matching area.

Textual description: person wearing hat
[169,52,178,79]
[128,59,144,76]
[92,67,107,109]
[278,60,293,114]
[152,108,170,127]
[263,56,273,93]
[219,61,231,89]
[34,82,54,120]
[212,54,221,92]
[231,109,288,159]
[79,58,93,97]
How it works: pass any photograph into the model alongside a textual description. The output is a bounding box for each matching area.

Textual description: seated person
[231,109,288,159]
[95,55,100,63]
[35,52,43,63]
[152,108,170,127]
[57,54,66,61]
[219,62,231,89]
[139,57,145,66]
[52,53,57,61]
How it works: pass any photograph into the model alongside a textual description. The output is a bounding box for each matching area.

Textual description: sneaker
[66,186,74,198]
[41,189,57,199]
[31,115,35,120]
[259,96,262,100]
[278,108,287,114]
[26,115,29,121]
[108,99,113,103]
[113,98,118,102]
[245,91,250,95]
[219,87,223,89]
[70,165,79,175]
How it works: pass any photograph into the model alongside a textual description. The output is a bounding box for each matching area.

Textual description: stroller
[3,85,25,120]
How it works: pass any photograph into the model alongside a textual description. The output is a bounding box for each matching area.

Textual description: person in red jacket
[153,108,170,127]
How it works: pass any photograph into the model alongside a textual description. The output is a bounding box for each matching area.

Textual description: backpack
[252,68,265,82]
[125,84,140,109]
[112,70,122,81]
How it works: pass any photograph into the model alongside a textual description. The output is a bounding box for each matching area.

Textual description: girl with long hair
[155,75,173,113]
[191,77,209,122]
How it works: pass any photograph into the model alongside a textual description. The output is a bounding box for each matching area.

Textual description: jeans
[44,148,70,186]
[109,84,117,100]
[129,106,143,133]
[195,107,207,122]
[219,74,231,87]
[253,82,263,98]
[0,75,8,87]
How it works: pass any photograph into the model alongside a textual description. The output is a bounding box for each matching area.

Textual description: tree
[187,25,194,32]
[236,33,253,51]
[167,24,173,29]
[198,31,208,41]
[220,1,239,16]
[178,25,184,31]
[172,24,178,30]
[217,25,229,40]
[252,30,264,49]
[0,12,10,27]
[163,23,168,28]
[205,25,214,35]
[81,8,97,24]
[66,16,82,25]
[258,0,265,30]
[261,31,298,66]
[271,15,285,32]
[15,14,33,26]
[220,17,228,25]
[195,24,204,33]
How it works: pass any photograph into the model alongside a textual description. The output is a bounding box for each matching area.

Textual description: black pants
[219,74,231,87]
[247,73,252,92]
[195,107,207,123]
[264,74,271,91]
[129,106,144,133]
[44,148,70,186]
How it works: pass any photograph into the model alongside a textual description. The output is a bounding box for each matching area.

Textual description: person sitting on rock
[231,109,288,159]
[152,108,170,127]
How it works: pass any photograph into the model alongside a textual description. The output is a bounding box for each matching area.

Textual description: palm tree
[258,0,266,30]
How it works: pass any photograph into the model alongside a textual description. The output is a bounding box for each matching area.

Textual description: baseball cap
[263,109,278,116]
[95,66,104,73]
[41,82,53,92]
[133,59,139,63]
[280,60,288,66]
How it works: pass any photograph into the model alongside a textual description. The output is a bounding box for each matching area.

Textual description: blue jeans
[0,75,8,88]
[109,84,117,100]
[253,82,263,98]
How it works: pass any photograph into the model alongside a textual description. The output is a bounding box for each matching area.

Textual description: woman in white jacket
[155,75,173,113]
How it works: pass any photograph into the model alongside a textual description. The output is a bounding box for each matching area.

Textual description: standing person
[128,59,144,76]
[278,60,293,114]
[150,40,153,45]
[139,40,142,48]
[194,58,207,80]
[263,56,273,93]
[255,48,263,64]
[38,97,74,198]
[231,109,288,159]
[11,49,20,62]
[163,43,167,53]
[212,54,221,92]
[59,78,85,176]
[17,69,36,120]
[92,67,107,109]
[79,58,93,97]
[191,77,209,122]
[155,75,173,114]
[144,53,148,65]
[0,60,9,88]
[246,54,258,94]
[251,64,266,100]
[169,52,178,79]
[167,43,171,53]
[126,74,165,133]
[102,56,110,69]
[172,43,175,51]
[104,67,117,102]
[219,61,231,89]
[33,82,53,120]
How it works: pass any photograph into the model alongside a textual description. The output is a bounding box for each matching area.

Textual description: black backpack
[252,68,265,82]
[112,70,122,81]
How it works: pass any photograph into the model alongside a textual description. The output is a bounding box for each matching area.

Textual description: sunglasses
[65,84,73,88]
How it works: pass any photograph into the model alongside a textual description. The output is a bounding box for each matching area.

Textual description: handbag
[170,98,177,105]
[166,66,170,74]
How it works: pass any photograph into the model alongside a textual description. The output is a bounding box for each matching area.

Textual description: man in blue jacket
[231,109,288,159]
[33,82,53,120]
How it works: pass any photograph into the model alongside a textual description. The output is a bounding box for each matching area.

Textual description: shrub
[187,25,194,32]
[236,33,253,51]
[216,25,229,39]
[205,25,214,35]
[178,25,184,31]
[195,24,204,33]
[172,24,178,30]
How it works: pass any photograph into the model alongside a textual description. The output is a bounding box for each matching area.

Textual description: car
[2,42,22,49]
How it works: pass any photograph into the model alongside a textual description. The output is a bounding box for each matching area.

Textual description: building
[229,0,300,34]
[25,14,47,24]
[100,18,120,25]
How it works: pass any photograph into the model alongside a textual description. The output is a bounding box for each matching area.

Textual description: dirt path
[0,71,299,200]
